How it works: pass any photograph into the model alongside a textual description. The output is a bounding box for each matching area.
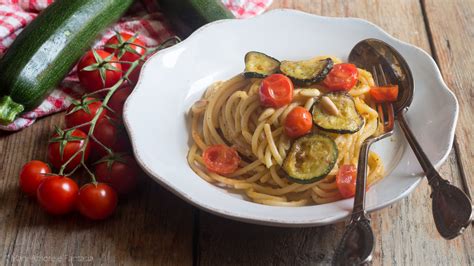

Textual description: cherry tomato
[336,164,357,198]
[19,160,51,198]
[128,67,142,84]
[65,97,106,132]
[94,154,141,195]
[104,33,146,75]
[259,74,294,108]
[77,183,118,220]
[47,129,90,171]
[202,144,240,175]
[92,118,131,157]
[108,85,133,120]
[78,50,122,93]
[370,85,399,103]
[284,106,313,138]
[323,63,359,91]
[37,175,78,215]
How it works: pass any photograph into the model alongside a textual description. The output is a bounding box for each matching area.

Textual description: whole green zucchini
[159,0,235,37]
[0,0,134,125]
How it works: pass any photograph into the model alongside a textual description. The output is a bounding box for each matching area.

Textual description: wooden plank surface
[197,1,473,265]
[421,0,474,260]
[0,116,194,265]
[423,0,474,202]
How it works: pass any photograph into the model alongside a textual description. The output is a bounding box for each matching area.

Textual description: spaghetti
[187,55,384,206]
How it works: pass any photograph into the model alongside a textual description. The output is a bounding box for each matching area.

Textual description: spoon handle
[399,110,474,236]
[398,111,443,185]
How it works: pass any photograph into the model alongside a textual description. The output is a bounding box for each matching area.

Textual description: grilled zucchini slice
[244,51,280,78]
[280,57,333,85]
[283,134,338,184]
[312,92,364,134]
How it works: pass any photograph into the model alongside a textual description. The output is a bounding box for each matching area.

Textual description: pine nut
[299,88,321,97]
[320,96,340,116]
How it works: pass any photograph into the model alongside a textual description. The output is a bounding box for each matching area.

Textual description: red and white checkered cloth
[0,0,272,131]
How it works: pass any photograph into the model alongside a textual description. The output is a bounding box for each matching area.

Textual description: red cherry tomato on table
[284,106,313,138]
[202,144,240,175]
[259,74,294,108]
[323,63,359,91]
[108,85,133,120]
[92,118,131,157]
[94,154,141,195]
[65,97,106,132]
[78,50,122,93]
[336,164,369,199]
[19,160,51,198]
[105,33,146,73]
[77,183,118,220]
[47,129,90,171]
[37,175,78,215]
[370,85,399,103]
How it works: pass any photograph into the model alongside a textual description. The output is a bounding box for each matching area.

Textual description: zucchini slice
[312,92,364,134]
[244,51,280,78]
[280,57,333,85]
[283,134,338,184]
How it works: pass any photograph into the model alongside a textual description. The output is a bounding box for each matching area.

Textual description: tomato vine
[57,35,181,181]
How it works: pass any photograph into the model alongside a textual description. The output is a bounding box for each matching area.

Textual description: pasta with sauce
[187,53,384,206]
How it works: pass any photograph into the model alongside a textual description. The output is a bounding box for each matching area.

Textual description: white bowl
[123,9,458,226]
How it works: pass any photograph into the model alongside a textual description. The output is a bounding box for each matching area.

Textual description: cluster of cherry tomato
[19,33,146,220]
[202,63,371,199]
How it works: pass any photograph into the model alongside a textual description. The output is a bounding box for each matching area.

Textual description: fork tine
[377,64,389,85]
[371,64,395,132]
[377,104,385,125]
[371,65,384,125]
[378,63,395,131]
[371,65,380,85]
[385,103,394,131]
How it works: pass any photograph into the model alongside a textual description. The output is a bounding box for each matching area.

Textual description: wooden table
[1,0,472,265]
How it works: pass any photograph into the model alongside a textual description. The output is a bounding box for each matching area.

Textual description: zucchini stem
[0,96,24,125]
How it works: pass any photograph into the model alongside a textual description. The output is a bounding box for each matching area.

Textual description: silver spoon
[348,38,473,240]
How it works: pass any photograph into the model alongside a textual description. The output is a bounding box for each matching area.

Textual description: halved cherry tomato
[336,164,357,198]
[284,106,313,138]
[336,164,370,198]
[65,97,106,132]
[47,129,90,171]
[19,160,51,198]
[78,50,122,93]
[259,74,294,108]
[370,85,399,103]
[104,33,146,74]
[323,63,359,91]
[37,175,78,215]
[202,144,240,175]
[77,183,118,220]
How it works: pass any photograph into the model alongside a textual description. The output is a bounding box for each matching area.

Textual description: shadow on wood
[197,211,345,265]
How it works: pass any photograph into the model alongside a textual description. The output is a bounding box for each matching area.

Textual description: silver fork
[332,64,395,265]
